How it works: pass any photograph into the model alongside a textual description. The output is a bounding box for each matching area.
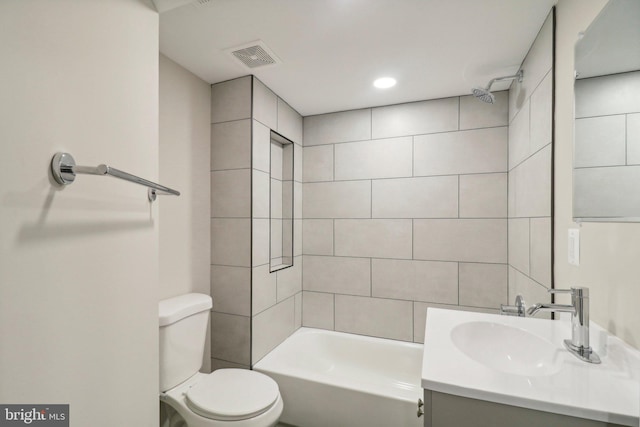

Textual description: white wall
[555,0,640,349]
[159,53,211,369]
[0,1,160,425]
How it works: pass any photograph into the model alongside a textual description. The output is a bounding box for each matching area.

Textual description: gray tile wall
[301,92,509,343]
[211,76,304,367]
[507,11,554,306]
[251,77,304,364]
[300,11,554,342]
[574,70,640,218]
[210,76,253,369]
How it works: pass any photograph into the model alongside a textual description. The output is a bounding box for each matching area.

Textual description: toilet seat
[186,369,280,422]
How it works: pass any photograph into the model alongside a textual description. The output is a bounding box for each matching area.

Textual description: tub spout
[526,303,574,317]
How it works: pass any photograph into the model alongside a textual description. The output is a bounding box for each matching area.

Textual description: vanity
[421,308,640,427]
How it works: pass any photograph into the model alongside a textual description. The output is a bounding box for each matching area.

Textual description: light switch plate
[568,229,580,266]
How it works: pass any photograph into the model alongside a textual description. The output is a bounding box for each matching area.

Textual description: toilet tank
[159,293,212,392]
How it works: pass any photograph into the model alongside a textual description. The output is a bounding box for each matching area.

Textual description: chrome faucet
[528,287,601,364]
[500,294,526,317]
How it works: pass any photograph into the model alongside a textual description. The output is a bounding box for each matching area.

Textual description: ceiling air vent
[225,40,281,69]
[192,0,214,8]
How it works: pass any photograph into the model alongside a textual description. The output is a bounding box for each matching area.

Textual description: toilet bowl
[161,370,283,427]
[159,294,283,427]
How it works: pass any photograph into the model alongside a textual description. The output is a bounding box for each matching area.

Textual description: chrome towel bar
[51,152,180,202]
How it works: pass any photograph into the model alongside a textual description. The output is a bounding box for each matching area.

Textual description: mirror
[573,0,640,221]
[270,130,294,272]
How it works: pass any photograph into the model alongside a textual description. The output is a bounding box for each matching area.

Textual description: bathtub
[253,327,424,427]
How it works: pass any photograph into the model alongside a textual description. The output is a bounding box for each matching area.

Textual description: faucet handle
[548,287,589,297]
[548,288,572,294]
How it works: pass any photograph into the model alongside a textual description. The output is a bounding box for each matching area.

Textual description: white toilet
[159,293,283,427]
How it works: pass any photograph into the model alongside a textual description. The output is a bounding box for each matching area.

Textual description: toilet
[159,293,283,427]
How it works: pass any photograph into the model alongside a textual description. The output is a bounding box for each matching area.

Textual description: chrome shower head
[471,70,524,104]
[472,87,495,104]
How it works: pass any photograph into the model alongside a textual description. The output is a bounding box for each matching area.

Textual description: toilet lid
[186,369,280,421]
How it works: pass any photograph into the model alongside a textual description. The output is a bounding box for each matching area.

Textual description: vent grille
[192,0,214,8]
[226,40,281,69]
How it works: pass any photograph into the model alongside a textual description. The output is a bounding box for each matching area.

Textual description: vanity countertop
[421,308,640,426]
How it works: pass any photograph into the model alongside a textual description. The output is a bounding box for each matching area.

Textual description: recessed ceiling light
[373,77,396,89]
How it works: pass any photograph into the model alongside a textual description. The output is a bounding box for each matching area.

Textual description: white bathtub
[254,327,424,427]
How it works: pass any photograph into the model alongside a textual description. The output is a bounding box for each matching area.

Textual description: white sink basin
[421,308,640,426]
[450,321,560,376]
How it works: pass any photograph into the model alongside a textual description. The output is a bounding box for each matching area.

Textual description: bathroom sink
[450,321,560,376]
[421,308,640,427]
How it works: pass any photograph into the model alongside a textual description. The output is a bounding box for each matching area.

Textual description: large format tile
[459,91,508,130]
[252,170,270,219]
[303,145,333,182]
[529,72,553,153]
[372,176,458,218]
[530,217,551,288]
[509,13,553,123]
[574,115,626,168]
[372,259,458,304]
[211,76,251,123]
[335,295,413,341]
[372,98,458,139]
[334,219,412,259]
[277,98,303,144]
[294,219,303,257]
[211,169,250,218]
[211,119,251,171]
[211,312,250,365]
[252,77,277,129]
[508,218,530,275]
[302,291,334,330]
[334,137,412,180]
[276,258,302,302]
[294,181,303,219]
[303,181,371,218]
[414,219,507,263]
[294,292,302,329]
[574,165,640,218]
[252,120,271,173]
[252,264,277,315]
[414,127,507,176]
[575,71,640,118]
[512,145,552,218]
[459,263,508,308]
[627,113,640,165]
[294,142,303,182]
[211,265,251,316]
[302,219,334,255]
[304,109,371,146]
[211,219,250,267]
[252,219,269,267]
[459,173,507,218]
[508,101,530,169]
[302,255,370,296]
[252,298,295,363]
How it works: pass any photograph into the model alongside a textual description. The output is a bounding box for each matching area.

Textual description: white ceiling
[158,0,557,116]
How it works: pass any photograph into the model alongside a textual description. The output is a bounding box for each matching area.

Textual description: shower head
[472,70,524,104]
[472,87,495,104]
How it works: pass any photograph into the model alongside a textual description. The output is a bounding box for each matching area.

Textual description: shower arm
[484,70,524,91]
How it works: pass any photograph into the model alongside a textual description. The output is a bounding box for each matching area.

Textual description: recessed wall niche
[269,131,294,272]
